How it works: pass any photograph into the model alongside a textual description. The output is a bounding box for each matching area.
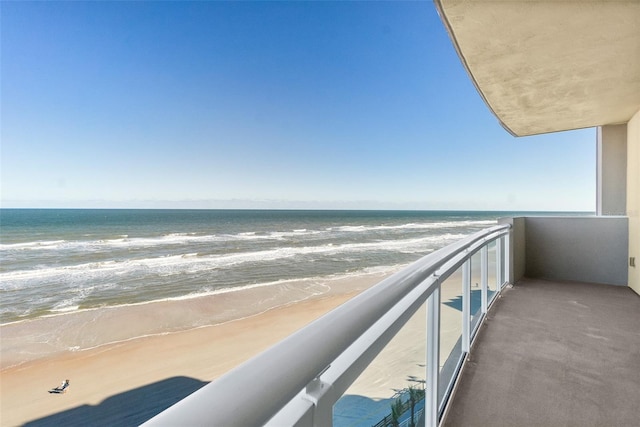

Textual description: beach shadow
[333,394,393,427]
[24,376,207,427]
[443,289,483,312]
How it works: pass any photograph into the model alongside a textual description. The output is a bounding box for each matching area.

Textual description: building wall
[524,216,628,286]
[628,109,640,295]
[597,125,627,215]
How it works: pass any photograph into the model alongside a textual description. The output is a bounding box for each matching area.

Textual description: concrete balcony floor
[443,278,640,427]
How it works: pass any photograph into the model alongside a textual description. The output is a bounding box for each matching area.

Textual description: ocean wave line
[0,234,464,284]
[333,219,496,233]
[0,220,495,253]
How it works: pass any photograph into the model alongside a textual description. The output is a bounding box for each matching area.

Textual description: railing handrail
[143,224,510,426]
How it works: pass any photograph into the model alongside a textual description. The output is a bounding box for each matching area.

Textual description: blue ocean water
[0,209,532,324]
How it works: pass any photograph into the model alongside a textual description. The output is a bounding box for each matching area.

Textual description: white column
[597,124,627,216]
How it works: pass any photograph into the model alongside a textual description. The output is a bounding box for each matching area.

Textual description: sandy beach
[1,262,494,426]
[1,290,364,426]
[1,270,395,426]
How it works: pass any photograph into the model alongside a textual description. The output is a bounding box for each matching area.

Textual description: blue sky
[1,1,595,211]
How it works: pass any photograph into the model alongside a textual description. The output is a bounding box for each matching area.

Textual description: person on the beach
[49,379,70,394]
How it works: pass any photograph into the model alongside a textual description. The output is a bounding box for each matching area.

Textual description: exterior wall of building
[524,216,628,286]
[628,109,640,295]
[597,125,627,215]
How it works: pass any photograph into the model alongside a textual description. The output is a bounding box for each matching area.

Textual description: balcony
[442,277,640,427]
[143,215,636,426]
[441,215,639,426]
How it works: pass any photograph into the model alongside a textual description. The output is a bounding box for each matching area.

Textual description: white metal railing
[143,224,511,427]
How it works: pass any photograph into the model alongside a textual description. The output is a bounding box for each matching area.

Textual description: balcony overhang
[435,1,640,137]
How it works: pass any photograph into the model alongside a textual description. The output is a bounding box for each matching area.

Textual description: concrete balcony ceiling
[435,0,640,137]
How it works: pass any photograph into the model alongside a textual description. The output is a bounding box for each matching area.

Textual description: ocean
[0,209,509,325]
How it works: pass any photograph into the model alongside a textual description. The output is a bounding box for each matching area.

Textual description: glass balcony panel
[469,250,483,336]
[438,267,464,408]
[333,303,426,427]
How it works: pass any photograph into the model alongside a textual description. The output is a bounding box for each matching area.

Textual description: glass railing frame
[432,229,510,423]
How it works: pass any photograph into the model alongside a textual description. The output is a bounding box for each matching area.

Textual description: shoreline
[0,268,396,371]
[1,265,404,326]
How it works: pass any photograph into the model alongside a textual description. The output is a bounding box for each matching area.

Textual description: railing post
[304,377,333,427]
[481,245,488,314]
[426,279,441,427]
[495,237,503,291]
[504,231,510,286]
[462,259,471,353]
